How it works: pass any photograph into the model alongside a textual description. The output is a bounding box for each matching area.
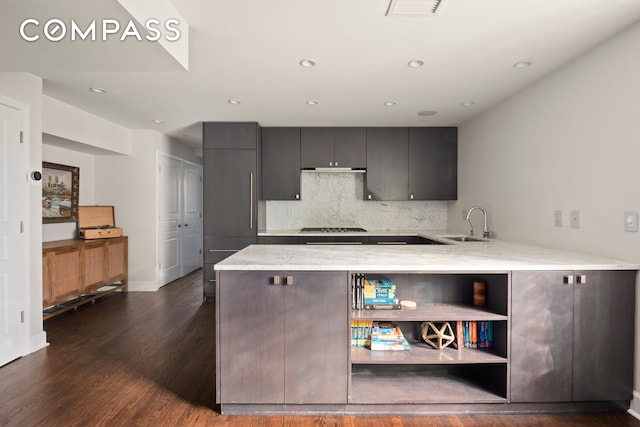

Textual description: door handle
[250,172,254,230]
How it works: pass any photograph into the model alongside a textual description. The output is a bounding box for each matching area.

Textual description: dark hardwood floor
[1,268,640,426]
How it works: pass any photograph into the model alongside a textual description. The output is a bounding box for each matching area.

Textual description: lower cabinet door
[218,271,285,403]
[284,271,348,404]
[510,271,574,402]
[217,270,349,404]
[573,270,635,401]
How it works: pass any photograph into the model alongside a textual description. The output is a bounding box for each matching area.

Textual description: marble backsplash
[264,172,448,231]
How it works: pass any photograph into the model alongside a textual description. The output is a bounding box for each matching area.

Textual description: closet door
[159,154,203,286]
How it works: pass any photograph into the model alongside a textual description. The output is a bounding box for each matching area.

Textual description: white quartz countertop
[215,232,639,272]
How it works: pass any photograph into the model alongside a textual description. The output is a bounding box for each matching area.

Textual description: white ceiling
[3,0,640,149]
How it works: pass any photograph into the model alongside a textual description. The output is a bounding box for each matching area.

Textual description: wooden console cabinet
[42,237,128,319]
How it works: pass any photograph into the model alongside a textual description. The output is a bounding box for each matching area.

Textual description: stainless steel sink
[441,235,487,242]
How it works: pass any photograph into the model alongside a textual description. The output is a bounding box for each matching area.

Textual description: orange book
[470,321,478,349]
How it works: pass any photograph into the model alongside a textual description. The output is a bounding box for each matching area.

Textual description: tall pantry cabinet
[202,122,259,300]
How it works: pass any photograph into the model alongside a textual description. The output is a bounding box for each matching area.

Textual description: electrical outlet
[554,210,563,227]
[624,211,638,232]
[570,210,580,229]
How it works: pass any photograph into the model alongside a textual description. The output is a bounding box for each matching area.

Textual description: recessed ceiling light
[228,99,241,105]
[513,61,533,69]
[299,59,316,68]
[461,101,475,107]
[384,101,397,107]
[306,100,319,105]
[407,59,424,68]
[89,87,106,94]
[417,110,438,116]
[152,119,164,124]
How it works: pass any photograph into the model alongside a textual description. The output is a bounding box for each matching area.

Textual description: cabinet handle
[272,275,281,285]
[329,161,333,166]
[563,275,574,285]
[185,223,189,227]
[295,194,300,200]
[285,276,294,286]
[250,172,254,230]
[410,194,414,200]
[576,274,587,284]
[367,195,372,200]
[335,161,339,167]
[178,224,182,228]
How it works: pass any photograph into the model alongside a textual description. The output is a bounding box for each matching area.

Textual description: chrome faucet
[465,206,490,238]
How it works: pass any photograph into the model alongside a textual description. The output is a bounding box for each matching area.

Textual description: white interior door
[0,101,26,366]
[158,154,181,285]
[181,161,202,275]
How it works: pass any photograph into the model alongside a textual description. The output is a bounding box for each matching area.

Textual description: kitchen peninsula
[214,236,638,415]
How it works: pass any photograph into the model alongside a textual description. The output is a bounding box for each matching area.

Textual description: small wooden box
[78,206,123,239]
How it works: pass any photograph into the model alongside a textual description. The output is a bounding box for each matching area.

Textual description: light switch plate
[624,211,638,232]
[554,210,563,227]
[570,210,580,229]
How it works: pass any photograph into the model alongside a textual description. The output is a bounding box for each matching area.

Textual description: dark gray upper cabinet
[365,127,409,201]
[261,127,301,200]
[301,128,333,168]
[408,127,457,200]
[203,122,258,150]
[301,127,366,169]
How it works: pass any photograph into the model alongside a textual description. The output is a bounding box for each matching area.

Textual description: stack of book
[364,279,400,310]
[455,321,493,349]
[370,321,410,351]
[351,273,365,310]
[351,319,373,347]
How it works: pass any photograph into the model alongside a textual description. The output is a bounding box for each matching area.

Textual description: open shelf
[351,341,507,365]
[350,364,507,404]
[351,302,507,322]
[43,283,126,320]
[348,272,510,406]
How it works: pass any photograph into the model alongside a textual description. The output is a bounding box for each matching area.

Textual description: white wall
[43,96,131,155]
[0,73,47,352]
[449,21,640,401]
[94,129,200,290]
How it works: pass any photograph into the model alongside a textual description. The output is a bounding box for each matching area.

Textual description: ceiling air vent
[386,0,446,16]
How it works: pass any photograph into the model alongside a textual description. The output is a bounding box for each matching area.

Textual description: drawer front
[204,236,255,263]
[258,236,301,244]
[203,263,216,301]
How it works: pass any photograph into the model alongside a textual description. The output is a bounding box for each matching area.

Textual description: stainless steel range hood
[301,167,366,173]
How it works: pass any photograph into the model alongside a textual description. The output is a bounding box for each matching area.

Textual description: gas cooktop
[300,227,367,233]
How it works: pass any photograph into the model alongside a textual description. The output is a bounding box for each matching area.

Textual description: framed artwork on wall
[42,162,79,224]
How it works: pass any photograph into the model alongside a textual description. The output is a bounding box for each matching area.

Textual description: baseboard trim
[128,281,160,292]
[628,391,640,420]
[28,331,49,354]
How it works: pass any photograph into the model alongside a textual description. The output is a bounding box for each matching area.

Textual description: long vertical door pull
[250,172,254,230]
